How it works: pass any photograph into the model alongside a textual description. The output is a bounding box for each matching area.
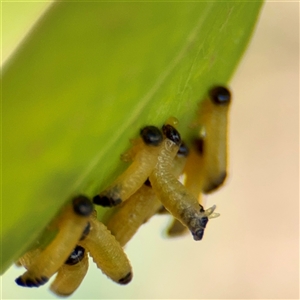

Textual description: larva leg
[198,86,231,193]
[149,125,218,241]
[93,126,163,207]
[79,213,132,285]
[50,245,88,297]
[106,184,161,247]
[15,195,93,287]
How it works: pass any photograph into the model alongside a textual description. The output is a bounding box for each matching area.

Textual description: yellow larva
[93,126,163,207]
[149,124,219,241]
[166,140,204,237]
[79,211,132,284]
[15,196,93,288]
[50,246,89,297]
[197,86,231,193]
[106,142,189,246]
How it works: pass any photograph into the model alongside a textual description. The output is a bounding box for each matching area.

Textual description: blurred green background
[1,1,298,299]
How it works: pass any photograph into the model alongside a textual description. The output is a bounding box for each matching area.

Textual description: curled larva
[15,195,93,288]
[198,86,231,193]
[149,124,219,241]
[79,212,132,285]
[50,245,89,297]
[93,126,163,207]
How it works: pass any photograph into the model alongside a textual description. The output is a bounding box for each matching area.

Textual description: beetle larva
[50,245,88,296]
[198,86,231,193]
[15,195,93,288]
[79,211,132,284]
[93,126,163,207]
[149,124,219,241]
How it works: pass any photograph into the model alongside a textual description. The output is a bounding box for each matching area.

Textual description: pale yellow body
[79,214,132,284]
[99,142,161,203]
[149,138,218,240]
[50,251,89,297]
[16,248,41,268]
[197,98,230,193]
[17,204,90,285]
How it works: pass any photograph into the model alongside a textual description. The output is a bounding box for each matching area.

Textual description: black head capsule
[177,142,189,157]
[192,229,204,241]
[140,126,163,146]
[72,195,94,216]
[65,246,85,265]
[162,124,182,146]
[209,86,231,105]
[93,195,121,207]
[118,272,133,285]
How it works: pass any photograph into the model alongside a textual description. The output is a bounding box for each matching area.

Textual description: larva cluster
[15,86,231,296]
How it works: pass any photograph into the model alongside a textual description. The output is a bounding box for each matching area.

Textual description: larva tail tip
[72,195,94,216]
[15,276,25,287]
[203,172,227,194]
[118,272,133,285]
[93,195,121,207]
[15,276,48,288]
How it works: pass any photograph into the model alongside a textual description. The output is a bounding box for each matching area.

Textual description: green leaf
[1,1,263,273]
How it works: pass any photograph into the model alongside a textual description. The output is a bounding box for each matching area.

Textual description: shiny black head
[209,86,231,105]
[65,245,85,265]
[162,124,181,146]
[72,195,94,216]
[140,126,163,146]
[192,229,204,241]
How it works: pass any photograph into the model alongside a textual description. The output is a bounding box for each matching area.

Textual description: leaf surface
[1,1,263,273]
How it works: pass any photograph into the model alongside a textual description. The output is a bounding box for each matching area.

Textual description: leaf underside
[1,1,263,273]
